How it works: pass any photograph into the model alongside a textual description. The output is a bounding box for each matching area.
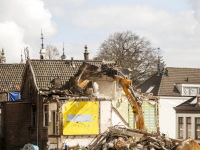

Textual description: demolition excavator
[103,66,145,131]
[73,62,145,131]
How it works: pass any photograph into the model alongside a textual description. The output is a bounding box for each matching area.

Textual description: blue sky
[1,0,200,68]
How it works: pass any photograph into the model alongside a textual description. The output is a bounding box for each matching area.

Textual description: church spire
[41,28,44,49]
[39,29,46,60]
[61,42,66,60]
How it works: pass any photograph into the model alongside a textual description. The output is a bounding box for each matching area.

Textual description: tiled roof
[137,67,200,96]
[0,64,25,92]
[29,60,103,89]
[159,67,200,96]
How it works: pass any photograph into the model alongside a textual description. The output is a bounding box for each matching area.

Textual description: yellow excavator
[73,63,145,130]
[105,67,145,131]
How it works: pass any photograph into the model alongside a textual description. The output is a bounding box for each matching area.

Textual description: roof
[176,97,197,107]
[137,72,162,96]
[137,67,200,96]
[0,63,25,92]
[28,59,105,89]
[174,97,200,112]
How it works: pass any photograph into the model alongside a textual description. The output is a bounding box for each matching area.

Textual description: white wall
[100,101,112,133]
[176,113,200,143]
[159,97,189,138]
[112,109,129,128]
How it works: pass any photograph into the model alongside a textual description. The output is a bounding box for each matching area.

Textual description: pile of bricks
[87,126,183,150]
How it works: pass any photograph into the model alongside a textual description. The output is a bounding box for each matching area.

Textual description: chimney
[157,63,164,76]
[70,57,75,67]
[84,45,89,60]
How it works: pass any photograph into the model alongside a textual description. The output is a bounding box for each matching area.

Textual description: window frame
[178,117,184,139]
[183,87,198,96]
[43,104,49,127]
[195,117,200,140]
[186,117,191,138]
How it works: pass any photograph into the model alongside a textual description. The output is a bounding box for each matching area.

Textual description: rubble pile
[87,126,182,150]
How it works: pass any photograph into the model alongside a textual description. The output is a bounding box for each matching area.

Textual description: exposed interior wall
[112,96,129,123]
[100,101,112,133]
[60,100,112,148]
[142,101,157,132]
[112,109,129,127]
[63,101,99,135]
[159,98,188,138]
[95,78,115,98]
[48,103,57,135]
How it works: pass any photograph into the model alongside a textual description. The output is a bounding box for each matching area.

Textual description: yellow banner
[63,101,99,135]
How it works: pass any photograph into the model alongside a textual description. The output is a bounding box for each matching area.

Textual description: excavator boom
[106,68,145,130]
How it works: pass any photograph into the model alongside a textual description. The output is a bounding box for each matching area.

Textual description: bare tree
[46,44,60,59]
[94,31,164,86]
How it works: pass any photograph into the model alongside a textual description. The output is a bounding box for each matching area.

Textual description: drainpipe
[37,91,39,146]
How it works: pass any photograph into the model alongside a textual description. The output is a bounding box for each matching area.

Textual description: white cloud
[42,0,86,17]
[71,4,200,67]
[0,0,57,63]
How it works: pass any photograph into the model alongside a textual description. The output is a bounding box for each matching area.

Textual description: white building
[137,66,200,139]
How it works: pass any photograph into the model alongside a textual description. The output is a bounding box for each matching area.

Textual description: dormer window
[183,87,198,96]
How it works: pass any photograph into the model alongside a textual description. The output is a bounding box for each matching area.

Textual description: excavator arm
[106,68,145,130]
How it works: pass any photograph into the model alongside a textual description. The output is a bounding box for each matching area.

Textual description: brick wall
[3,102,32,150]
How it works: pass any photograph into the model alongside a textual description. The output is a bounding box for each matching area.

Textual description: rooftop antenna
[41,28,44,49]
[157,47,160,64]
[63,42,65,55]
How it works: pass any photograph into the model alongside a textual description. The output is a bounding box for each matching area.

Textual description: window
[183,87,198,96]
[52,111,57,134]
[183,87,190,95]
[186,117,191,138]
[178,117,184,139]
[32,105,36,127]
[146,85,155,94]
[195,118,200,139]
[191,87,198,96]
[43,104,49,127]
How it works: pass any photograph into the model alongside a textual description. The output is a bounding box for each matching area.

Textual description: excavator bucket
[177,137,200,150]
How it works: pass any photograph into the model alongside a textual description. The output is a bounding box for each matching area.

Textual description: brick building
[0,49,25,149]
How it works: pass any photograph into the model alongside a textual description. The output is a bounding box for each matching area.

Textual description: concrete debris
[87,126,185,150]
